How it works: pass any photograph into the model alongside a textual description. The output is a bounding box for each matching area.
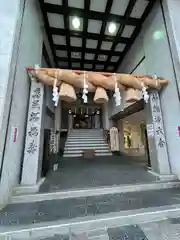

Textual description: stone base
[12,178,45,196]
[83,150,95,159]
[148,170,177,181]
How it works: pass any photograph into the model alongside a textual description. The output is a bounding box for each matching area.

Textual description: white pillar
[21,81,44,185]
[145,91,170,175]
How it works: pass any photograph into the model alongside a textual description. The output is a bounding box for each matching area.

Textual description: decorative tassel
[82,71,88,103]
[113,73,121,106]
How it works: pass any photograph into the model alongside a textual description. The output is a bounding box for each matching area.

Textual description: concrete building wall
[162,0,180,96]
[109,1,180,177]
[0,0,25,180]
[143,2,180,177]
[0,0,44,205]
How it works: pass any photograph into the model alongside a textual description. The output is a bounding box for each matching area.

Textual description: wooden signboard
[110,127,120,152]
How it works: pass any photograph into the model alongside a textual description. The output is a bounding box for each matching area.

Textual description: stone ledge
[11,180,180,204]
[12,177,45,196]
[148,170,177,181]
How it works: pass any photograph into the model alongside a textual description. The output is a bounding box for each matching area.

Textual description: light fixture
[68,109,72,114]
[72,17,80,29]
[73,52,80,57]
[153,30,164,40]
[108,22,116,34]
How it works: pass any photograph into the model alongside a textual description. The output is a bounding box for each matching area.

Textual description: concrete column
[0,0,23,170]
[145,91,170,174]
[0,0,44,205]
[162,0,180,95]
[95,114,100,129]
[143,4,180,177]
[21,81,44,185]
[68,115,73,130]
[117,120,124,152]
[102,103,110,130]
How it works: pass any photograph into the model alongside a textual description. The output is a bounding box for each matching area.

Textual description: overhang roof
[39,0,155,71]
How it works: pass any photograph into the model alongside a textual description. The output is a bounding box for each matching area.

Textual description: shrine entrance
[73,114,94,129]
[20,67,171,190]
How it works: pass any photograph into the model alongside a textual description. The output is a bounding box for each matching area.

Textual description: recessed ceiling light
[72,17,80,29]
[108,22,116,34]
[73,52,80,57]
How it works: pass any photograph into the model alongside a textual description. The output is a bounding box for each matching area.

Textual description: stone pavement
[40,156,155,192]
[1,188,180,226]
[2,217,180,239]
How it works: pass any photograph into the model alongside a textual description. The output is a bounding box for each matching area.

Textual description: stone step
[66,139,105,143]
[66,142,106,146]
[66,143,107,147]
[64,149,111,154]
[96,152,112,156]
[63,152,112,157]
[2,188,180,239]
[63,153,82,157]
[11,181,180,203]
[1,207,180,239]
[67,137,104,140]
[70,129,103,132]
[69,134,103,136]
[65,146,109,150]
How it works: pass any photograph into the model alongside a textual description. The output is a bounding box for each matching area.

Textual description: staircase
[63,129,112,157]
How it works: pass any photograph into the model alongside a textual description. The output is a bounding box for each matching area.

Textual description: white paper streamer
[113,73,121,106]
[52,69,59,106]
[141,81,149,103]
[82,71,88,103]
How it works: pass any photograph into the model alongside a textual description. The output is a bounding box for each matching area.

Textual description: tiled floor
[40,156,155,193]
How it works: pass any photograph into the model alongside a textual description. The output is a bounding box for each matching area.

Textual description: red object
[13,127,18,143]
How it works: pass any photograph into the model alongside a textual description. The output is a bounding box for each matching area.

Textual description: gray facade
[0,0,180,207]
